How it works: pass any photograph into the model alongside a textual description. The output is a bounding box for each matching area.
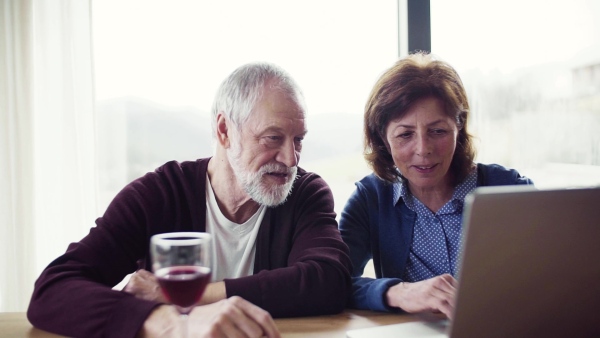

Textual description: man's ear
[215,112,231,148]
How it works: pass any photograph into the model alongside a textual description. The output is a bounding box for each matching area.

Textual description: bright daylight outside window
[431,0,600,188]
[93,0,398,216]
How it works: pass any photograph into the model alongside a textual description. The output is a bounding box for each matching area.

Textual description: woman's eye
[431,129,447,135]
[397,132,412,139]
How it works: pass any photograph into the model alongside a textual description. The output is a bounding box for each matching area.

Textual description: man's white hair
[210,62,306,137]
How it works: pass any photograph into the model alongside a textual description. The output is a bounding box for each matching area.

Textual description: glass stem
[180,313,188,338]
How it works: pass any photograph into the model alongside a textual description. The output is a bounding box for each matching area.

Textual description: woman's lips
[413,164,437,173]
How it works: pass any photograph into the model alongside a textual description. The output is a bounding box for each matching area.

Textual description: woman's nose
[416,134,433,156]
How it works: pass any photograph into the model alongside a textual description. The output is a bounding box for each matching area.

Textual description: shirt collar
[392,168,478,208]
[392,179,404,206]
[452,169,477,203]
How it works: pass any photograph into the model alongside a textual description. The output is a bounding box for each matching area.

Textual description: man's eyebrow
[258,126,308,137]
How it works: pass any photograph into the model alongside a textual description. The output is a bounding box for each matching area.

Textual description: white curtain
[0,0,96,311]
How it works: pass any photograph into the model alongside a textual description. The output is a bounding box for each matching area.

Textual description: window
[94,0,600,217]
[431,0,600,187]
[93,0,398,215]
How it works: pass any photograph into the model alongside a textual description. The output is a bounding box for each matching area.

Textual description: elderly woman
[339,52,533,318]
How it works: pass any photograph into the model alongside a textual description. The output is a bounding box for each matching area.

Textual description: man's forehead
[248,114,307,133]
[252,88,305,114]
[262,79,305,105]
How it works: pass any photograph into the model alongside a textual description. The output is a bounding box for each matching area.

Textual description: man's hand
[124,269,167,303]
[137,297,281,338]
[385,274,457,319]
[137,305,182,338]
[188,296,281,338]
[197,281,226,305]
[124,269,227,306]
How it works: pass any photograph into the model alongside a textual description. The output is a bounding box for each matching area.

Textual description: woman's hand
[385,273,457,319]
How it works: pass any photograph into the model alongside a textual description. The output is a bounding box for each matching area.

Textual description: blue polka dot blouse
[392,169,478,282]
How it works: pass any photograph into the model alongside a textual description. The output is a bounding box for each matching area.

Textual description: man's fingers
[136,269,156,278]
[228,297,281,338]
[123,269,167,303]
[222,315,263,338]
[191,297,280,338]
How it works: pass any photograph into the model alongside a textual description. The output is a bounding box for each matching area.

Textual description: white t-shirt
[205,175,266,282]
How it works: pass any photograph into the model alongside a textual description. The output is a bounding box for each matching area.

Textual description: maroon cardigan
[27,158,352,338]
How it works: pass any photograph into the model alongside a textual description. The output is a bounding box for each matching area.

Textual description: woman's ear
[456,111,466,130]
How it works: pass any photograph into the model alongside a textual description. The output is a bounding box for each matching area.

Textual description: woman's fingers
[388,274,458,318]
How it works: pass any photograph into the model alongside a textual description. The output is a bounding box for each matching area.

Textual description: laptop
[347,185,600,338]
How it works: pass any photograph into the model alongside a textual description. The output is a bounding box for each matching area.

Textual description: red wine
[156,266,211,308]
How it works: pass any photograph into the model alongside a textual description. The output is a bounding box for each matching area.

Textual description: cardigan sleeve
[339,179,402,312]
[350,276,403,312]
[477,163,534,187]
[27,177,164,337]
[224,173,352,317]
[26,165,188,338]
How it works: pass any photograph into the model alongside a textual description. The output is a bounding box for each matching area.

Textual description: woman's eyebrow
[392,119,447,129]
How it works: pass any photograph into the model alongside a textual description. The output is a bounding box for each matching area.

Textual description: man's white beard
[227,140,297,207]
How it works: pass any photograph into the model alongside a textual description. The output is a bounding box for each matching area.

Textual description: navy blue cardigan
[338,163,534,312]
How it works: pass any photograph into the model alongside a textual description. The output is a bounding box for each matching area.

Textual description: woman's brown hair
[364,52,476,185]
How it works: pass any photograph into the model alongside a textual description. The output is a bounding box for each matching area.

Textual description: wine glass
[150,232,212,322]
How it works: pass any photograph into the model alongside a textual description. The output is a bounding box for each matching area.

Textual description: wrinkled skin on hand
[386,273,458,319]
[187,296,281,338]
[137,297,281,338]
[124,269,167,303]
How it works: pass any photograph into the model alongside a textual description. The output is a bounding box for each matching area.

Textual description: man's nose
[277,140,299,168]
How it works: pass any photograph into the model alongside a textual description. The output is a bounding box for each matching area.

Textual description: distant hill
[96,96,364,183]
[302,112,364,163]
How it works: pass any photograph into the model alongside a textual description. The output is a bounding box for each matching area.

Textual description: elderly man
[27,62,352,338]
